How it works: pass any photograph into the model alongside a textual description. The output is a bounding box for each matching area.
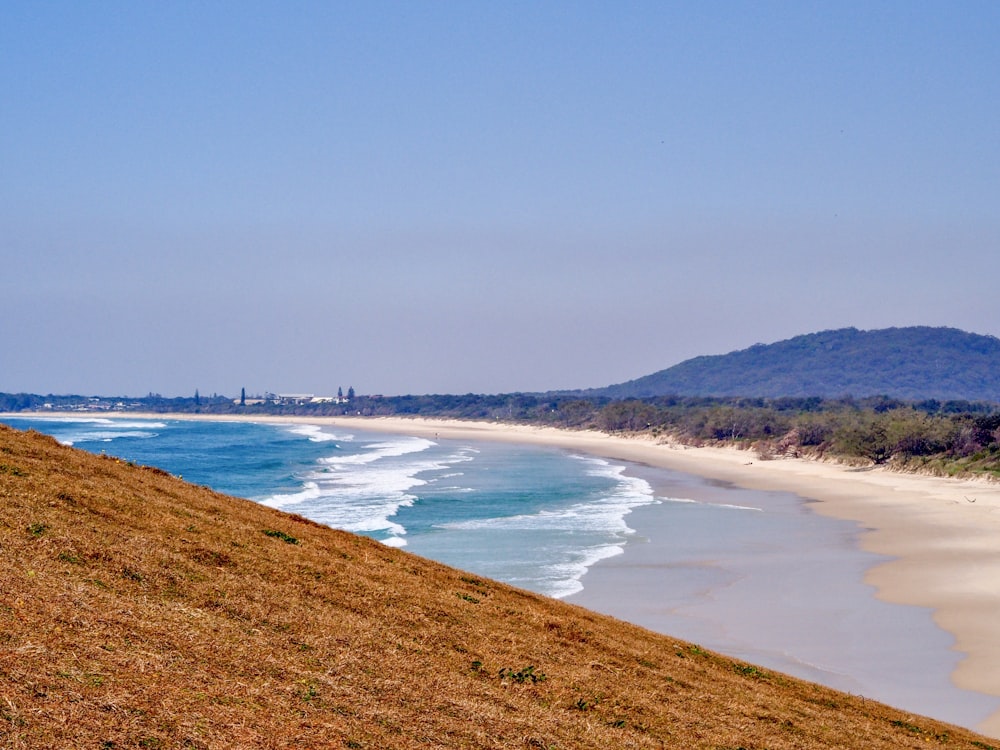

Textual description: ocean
[1,415,654,599]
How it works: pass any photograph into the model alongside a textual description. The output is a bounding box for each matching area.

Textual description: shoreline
[567,463,999,730]
[331,417,1000,734]
[8,411,1000,734]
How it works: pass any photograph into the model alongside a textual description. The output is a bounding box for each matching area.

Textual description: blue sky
[2,2,998,397]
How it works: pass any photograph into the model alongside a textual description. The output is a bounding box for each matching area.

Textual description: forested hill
[590,327,1000,402]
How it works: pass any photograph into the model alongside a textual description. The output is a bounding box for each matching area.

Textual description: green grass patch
[733,663,768,679]
[499,665,546,684]
[262,529,299,544]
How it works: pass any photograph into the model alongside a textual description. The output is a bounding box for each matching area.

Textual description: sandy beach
[300,415,1000,734]
[11,412,1000,733]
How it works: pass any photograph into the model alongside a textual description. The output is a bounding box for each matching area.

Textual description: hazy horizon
[4,3,998,397]
[3,323,999,400]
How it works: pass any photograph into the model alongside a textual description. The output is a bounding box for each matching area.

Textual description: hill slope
[595,326,1000,401]
[1,424,997,749]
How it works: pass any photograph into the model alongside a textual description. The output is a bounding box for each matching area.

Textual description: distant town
[0,388,364,415]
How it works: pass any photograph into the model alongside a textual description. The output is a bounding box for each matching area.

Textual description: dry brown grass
[2,423,998,749]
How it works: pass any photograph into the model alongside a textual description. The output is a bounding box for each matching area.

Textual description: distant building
[242,392,350,406]
[277,394,314,405]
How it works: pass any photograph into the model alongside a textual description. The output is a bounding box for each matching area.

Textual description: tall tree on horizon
[240,387,246,406]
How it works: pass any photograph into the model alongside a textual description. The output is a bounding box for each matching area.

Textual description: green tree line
[3,390,998,478]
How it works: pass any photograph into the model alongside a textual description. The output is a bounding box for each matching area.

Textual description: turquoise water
[1,416,654,598]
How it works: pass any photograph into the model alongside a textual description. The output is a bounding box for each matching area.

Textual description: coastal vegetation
[3,390,999,479]
[349,394,1000,479]
[3,422,999,748]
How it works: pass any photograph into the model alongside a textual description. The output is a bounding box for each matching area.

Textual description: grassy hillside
[595,327,1000,401]
[2,424,998,749]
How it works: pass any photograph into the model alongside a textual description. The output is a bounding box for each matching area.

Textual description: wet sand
[567,465,998,731]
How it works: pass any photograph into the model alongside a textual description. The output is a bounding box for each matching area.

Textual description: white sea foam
[78,430,158,441]
[319,437,436,466]
[260,481,324,508]
[103,420,167,430]
[259,439,475,549]
[438,454,657,598]
[24,417,168,430]
[529,543,630,599]
[11,416,168,446]
[60,428,162,445]
[662,496,762,512]
[284,424,348,443]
